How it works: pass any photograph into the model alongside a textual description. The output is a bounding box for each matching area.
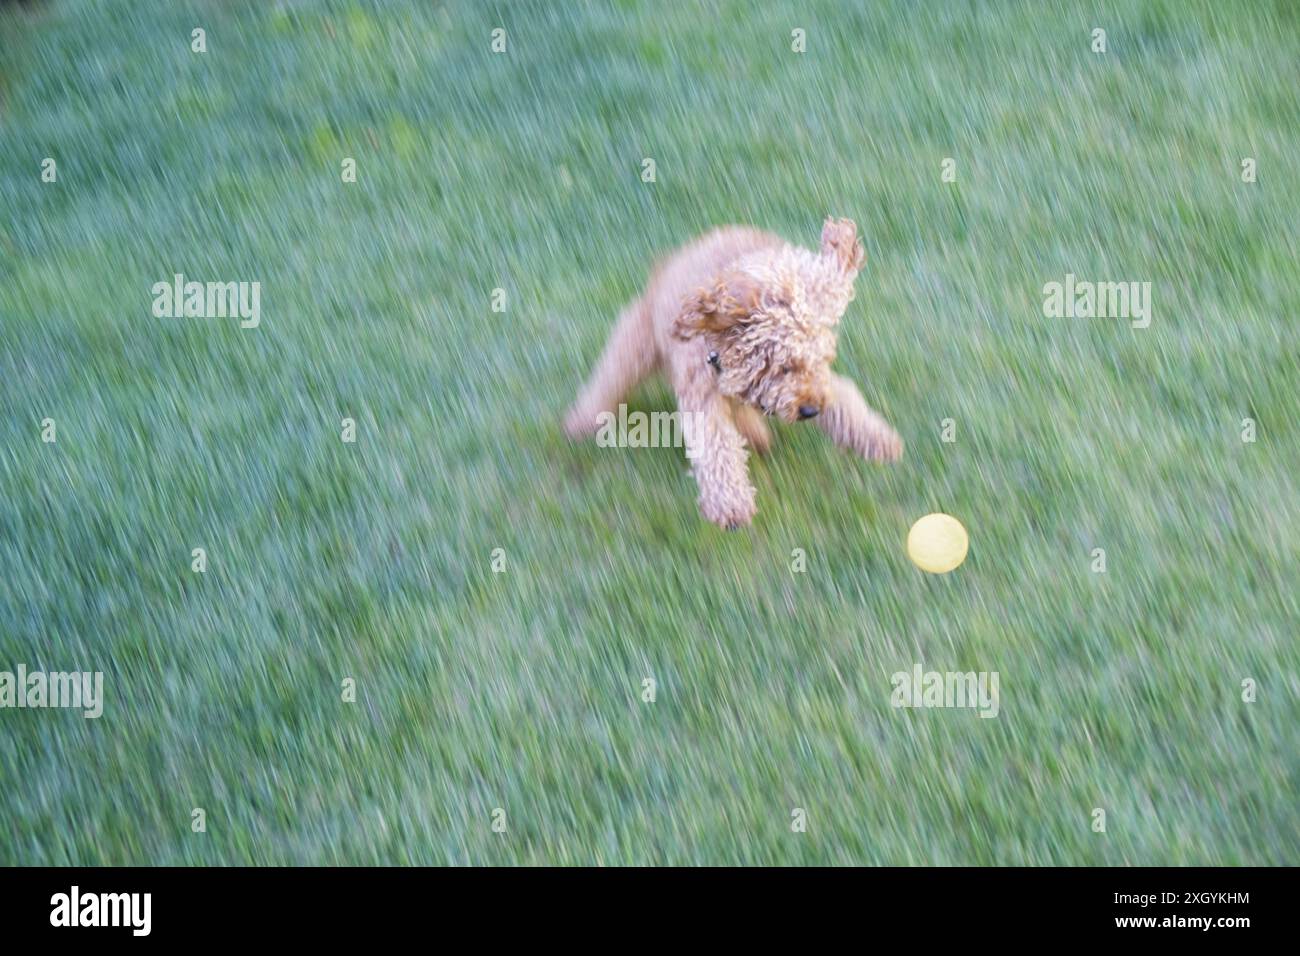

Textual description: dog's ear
[820,216,866,275]
[672,272,764,341]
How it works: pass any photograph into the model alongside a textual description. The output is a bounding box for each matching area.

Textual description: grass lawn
[0,0,1297,865]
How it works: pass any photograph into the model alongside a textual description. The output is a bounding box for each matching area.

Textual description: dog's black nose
[798,404,820,419]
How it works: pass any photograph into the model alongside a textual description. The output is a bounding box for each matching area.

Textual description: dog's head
[673,217,865,423]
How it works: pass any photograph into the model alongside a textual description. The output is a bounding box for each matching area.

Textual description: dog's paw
[863,424,903,462]
[563,404,600,440]
[699,493,756,530]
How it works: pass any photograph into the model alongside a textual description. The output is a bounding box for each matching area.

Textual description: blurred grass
[0,0,1297,864]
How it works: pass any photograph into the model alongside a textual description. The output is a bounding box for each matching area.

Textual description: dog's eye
[779,364,794,375]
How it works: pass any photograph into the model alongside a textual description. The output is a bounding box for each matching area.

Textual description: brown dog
[565,217,902,528]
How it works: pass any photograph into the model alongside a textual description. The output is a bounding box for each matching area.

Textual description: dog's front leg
[818,373,903,462]
[682,394,757,529]
[730,402,773,455]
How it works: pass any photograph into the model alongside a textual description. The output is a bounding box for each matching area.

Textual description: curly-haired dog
[565,217,902,528]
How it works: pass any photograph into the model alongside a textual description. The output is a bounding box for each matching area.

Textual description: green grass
[1,0,1297,865]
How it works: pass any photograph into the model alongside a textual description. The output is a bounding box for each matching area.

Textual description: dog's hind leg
[564,297,657,437]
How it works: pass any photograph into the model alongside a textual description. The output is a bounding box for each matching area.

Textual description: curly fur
[565,217,902,528]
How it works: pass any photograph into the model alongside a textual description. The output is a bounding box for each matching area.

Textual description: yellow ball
[906,513,968,574]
